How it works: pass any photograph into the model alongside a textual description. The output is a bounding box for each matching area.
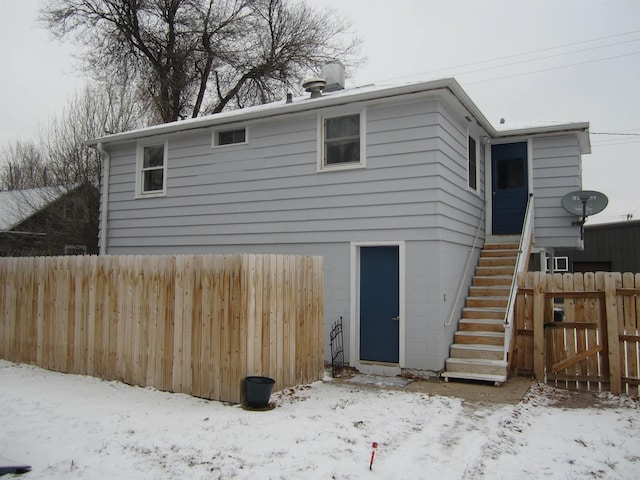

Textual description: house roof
[87,77,590,153]
[0,186,69,232]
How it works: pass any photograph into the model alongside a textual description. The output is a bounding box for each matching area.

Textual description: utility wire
[374,29,640,83]
[441,39,640,79]
[465,51,640,85]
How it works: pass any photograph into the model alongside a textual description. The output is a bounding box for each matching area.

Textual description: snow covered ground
[1,359,638,479]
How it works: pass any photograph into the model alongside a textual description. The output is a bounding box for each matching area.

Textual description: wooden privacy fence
[512,271,640,395]
[0,254,324,403]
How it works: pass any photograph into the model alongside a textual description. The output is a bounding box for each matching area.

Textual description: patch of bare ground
[522,382,640,409]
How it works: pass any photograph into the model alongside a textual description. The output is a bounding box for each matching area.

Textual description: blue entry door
[492,142,529,234]
[359,246,400,363]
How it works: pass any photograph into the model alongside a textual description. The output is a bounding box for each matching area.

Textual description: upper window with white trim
[213,127,247,147]
[319,112,365,170]
[136,140,168,197]
[468,135,478,191]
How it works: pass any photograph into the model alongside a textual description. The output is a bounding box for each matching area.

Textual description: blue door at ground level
[492,142,529,234]
[359,246,399,363]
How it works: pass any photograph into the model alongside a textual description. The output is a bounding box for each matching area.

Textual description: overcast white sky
[1,0,639,223]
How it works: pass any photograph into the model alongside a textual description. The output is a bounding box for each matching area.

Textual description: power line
[444,39,640,79]
[373,29,640,84]
[465,51,640,86]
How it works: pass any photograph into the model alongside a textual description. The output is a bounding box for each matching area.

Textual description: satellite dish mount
[561,190,608,240]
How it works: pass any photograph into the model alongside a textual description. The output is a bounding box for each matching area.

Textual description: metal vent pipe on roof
[302,77,326,98]
[323,60,345,92]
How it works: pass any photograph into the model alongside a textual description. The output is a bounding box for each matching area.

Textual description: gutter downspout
[96,142,110,255]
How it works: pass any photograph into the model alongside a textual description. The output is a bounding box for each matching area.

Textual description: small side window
[136,140,168,197]
[213,127,247,147]
[468,135,478,191]
[554,256,569,272]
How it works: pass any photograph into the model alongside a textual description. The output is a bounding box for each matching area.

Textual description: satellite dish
[561,190,608,240]
[561,190,608,217]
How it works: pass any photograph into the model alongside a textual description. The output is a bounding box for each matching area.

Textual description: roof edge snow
[87,77,590,153]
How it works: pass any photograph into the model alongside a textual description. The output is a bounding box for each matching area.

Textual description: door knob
[391,316,399,321]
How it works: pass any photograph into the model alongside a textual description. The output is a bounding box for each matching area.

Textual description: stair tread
[447,357,507,366]
[466,295,509,300]
[451,343,503,351]
[470,286,511,290]
[456,331,504,337]
[460,318,505,324]
[474,275,513,280]
[441,372,508,383]
[464,307,506,312]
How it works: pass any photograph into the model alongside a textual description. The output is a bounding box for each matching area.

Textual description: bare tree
[1,81,144,190]
[0,141,51,190]
[40,0,361,124]
[44,81,145,187]
[0,81,143,254]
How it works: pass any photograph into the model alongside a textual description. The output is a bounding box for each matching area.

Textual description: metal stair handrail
[444,201,486,327]
[503,193,535,358]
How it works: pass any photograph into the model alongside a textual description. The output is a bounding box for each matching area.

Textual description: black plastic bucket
[244,376,275,409]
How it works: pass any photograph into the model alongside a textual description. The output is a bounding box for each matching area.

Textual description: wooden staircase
[442,235,521,385]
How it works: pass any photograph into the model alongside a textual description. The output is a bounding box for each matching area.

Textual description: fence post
[604,273,622,394]
[533,271,546,381]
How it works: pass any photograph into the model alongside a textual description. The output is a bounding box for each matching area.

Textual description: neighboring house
[0,184,99,257]
[89,67,590,381]
[554,220,640,273]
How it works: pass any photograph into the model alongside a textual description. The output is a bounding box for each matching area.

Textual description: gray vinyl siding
[100,96,488,371]
[532,135,583,249]
[405,240,481,371]
[104,98,485,251]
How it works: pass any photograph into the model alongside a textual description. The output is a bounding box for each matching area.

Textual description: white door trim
[349,241,406,370]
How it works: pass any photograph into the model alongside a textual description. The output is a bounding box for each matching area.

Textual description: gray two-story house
[89,69,590,383]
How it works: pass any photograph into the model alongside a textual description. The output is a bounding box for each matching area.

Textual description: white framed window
[468,134,478,191]
[318,111,365,171]
[136,139,168,197]
[554,256,569,272]
[212,127,247,147]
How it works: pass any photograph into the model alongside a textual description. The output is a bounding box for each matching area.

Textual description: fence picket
[209,255,222,400]
[253,254,264,377]
[268,254,278,385]
[0,254,322,403]
[583,272,598,382]
[191,254,203,397]
[515,271,639,395]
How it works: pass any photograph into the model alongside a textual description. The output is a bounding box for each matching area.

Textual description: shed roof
[87,77,590,153]
[0,186,68,232]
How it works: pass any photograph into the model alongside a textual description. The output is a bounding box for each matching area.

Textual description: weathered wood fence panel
[513,271,640,395]
[0,254,324,403]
